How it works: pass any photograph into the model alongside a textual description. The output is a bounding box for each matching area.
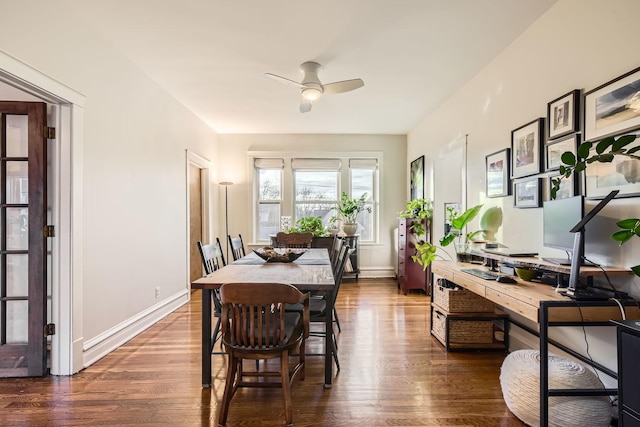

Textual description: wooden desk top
[432,261,639,323]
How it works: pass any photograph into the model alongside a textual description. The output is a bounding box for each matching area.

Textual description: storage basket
[434,280,494,313]
[432,310,495,344]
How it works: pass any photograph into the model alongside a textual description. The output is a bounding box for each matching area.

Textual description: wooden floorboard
[0,278,524,426]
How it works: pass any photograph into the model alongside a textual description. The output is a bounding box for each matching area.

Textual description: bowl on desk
[514,267,537,281]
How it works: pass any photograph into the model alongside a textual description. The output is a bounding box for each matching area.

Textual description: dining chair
[227,234,246,261]
[275,231,313,248]
[304,243,350,371]
[329,235,345,274]
[197,239,227,354]
[217,282,310,427]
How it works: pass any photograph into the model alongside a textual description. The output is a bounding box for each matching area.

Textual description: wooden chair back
[228,234,246,261]
[275,231,313,248]
[330,235,345,273]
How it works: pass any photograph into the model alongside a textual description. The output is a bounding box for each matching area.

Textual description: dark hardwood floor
[0,278,524,426]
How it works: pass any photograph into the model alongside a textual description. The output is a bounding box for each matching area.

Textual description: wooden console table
[431,260,638,427]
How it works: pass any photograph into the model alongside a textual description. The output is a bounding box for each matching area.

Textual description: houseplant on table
[550,133,640,276]
[287,215,329,237]
[334,192,371,235]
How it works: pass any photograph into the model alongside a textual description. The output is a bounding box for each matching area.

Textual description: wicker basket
[433,282,495,313]
[432,310,495,344]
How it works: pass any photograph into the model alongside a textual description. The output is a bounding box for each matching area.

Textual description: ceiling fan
[265,61,364,113]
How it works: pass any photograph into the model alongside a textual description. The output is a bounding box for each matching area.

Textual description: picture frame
[410,155,424,200]
[511,118,544,178]
[485,148,510,197]
[545,134,579,172]
[513,177,542,208]
[547,89,580,140]
[584,66,640,142]
[583,131,640,199]
[548,173,577,200]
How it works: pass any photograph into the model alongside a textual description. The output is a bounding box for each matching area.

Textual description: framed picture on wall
[547,89,580,140]
[548,173,577,200]
[511,118,544,178]
[545,134,579,172]
[410,155,424,200]
[485,148,510,197]
[514,177,542,208]
[584,66,640,142]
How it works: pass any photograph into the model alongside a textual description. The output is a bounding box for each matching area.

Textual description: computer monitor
[542,195,584,264]
[567,190,619,293]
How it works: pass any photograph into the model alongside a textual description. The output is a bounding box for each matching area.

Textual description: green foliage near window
[398,198,433,237]
[550,134,640,276]
[287,215,329,237]
[334,192,371,224]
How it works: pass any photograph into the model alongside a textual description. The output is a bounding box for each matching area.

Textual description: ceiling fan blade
[300,100,312,113]
[264,73,305,89]
[323,78,364,94]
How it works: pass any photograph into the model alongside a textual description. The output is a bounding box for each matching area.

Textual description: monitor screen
[543,195,584,252]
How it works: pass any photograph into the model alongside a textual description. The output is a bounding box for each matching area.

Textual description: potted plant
[334,192,371,235]
[327,215,340,235]
[551,133,640,276]
[398,198,433,238]
[287,215,329,237]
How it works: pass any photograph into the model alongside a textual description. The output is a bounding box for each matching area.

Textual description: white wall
[218,134,406,276]
[408,0,640,377]
[0,2,220,370]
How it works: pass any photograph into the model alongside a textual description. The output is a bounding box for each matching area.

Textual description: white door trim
[186,150,211,292]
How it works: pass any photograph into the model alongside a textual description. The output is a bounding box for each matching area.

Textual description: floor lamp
[220,181,233,261]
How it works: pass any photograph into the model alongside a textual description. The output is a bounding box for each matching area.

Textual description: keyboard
[461,268,499,280]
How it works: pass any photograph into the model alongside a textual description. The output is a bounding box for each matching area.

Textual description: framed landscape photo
[584,66,640,142]
[410,155,424,200]
[485,148,510,198]
[548,173,577,200]
[513,178,542,208]
[545,134,579,172]
[583,132,640,199]
[547,89,580,140]
[511,118,544,178]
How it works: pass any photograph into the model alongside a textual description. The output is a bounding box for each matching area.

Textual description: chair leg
[299,338,306,381]
[211,318,221,352]
[332,333,340,372]
[281,350,293,426]
[218,354,238,426]
[333,310,341,333]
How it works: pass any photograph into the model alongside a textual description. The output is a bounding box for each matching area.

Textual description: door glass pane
[6,207,28,250]
[5,115,28,157]
[6,254,28,297]
[6,161,28,204]
[258,203,280,241]
[6,300,28,344]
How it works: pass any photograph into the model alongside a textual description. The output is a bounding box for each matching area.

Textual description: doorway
[186,152,211,287]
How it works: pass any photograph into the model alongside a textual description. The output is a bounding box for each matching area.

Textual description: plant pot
[454,242,472,263]
[342,223,358,236]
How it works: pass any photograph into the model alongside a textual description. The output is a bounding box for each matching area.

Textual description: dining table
[191,248,337,388]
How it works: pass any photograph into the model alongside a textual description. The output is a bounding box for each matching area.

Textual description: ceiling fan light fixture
[302,87,322,101]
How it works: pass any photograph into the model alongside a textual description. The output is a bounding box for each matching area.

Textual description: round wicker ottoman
[499,349,611,427]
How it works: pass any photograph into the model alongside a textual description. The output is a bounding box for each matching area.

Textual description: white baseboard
[82,290,189,368]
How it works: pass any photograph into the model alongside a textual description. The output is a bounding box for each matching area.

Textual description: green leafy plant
[334,192,371,224]
[398,198,433,237]
[288,216,328,237]
[550,134,640,276]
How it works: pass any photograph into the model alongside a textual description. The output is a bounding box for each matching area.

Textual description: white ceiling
[58,1,556,134]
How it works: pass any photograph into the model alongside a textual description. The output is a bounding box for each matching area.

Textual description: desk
[191,248,336,388]
[432,260,638,427]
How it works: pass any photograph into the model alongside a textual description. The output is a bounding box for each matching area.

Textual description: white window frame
[248,151,381,244]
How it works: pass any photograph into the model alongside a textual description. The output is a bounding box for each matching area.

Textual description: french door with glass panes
[0,102,48,377]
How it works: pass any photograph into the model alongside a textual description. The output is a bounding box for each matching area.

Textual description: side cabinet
[397,217,430,295]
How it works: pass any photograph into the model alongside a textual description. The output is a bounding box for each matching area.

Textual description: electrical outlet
[155,287,160,299]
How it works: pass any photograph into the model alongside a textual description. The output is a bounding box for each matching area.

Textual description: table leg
[324,289,334,388]
[202,289,212,388]
[540,302,549,427]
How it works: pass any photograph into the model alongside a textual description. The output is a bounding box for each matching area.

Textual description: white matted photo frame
[545,134,580,172]
[511,118,544,178]
[548,173,577,200]
[583,131,640,199]
[584,66,640,142]
[513,177,542,208]
[547,89,580,140]
[410,155,424,200]
[485,148,510,198]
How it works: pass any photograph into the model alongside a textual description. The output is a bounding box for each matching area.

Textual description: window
[252,154,380,243]
[255,158,283,241]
